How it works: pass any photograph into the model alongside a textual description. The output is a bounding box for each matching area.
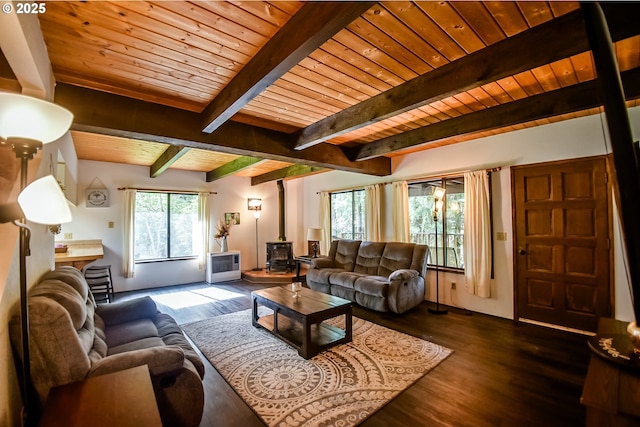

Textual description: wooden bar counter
[54,239,104,270]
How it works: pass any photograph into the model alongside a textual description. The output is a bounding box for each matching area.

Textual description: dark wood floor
[116,280,591,427]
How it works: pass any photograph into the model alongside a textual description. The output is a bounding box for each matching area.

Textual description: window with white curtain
[330,189,365,240]
[134,192,199,262]
[408,178,465,270]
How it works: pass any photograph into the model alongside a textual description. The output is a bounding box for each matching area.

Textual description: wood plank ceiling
[21,1,640,182]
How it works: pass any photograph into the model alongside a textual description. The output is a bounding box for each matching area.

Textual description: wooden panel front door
[513,157,611,332]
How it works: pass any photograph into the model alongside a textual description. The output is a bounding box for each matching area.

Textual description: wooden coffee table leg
[300,318,312,359]
[345,308,353,343]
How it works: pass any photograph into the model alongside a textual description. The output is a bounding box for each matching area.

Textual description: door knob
[518,248,527,255]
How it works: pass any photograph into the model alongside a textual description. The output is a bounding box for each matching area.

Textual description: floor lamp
[248,198,262,271]
[0,93,74,427]
[428,186,448,315]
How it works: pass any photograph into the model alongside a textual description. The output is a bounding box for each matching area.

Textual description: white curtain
[197,192,211,270]
[392,181,410,242]
[123,189,136,279]
[319,191,331,255]
[365,184,382,241]
[464,170,492,298]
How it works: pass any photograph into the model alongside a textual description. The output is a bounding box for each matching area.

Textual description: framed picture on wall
[86,188,109,208]
[225,212,240,225]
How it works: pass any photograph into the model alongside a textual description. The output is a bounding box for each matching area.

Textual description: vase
[220,236,228,252]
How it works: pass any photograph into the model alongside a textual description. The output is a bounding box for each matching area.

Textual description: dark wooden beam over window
[355,67,640,161]
[294,4,640,151]
[206,156,263,182]
[150,145,190,178]
[251,164,325,186]
[200,1,376,134]
[55,83,391,177]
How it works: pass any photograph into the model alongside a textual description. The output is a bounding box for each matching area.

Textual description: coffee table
[251,286,352,359]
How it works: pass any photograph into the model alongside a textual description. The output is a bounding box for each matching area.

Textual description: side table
[38,365,162,427]
[294,255,321,281]
[581,318,640,426]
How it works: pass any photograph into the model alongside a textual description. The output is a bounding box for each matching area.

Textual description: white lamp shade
[248,198,262,210]
[0,93,73,143]
[18,175,72,224]
[307,228,322,241]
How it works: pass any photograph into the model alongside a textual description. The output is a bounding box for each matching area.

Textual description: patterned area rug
[182,309,452,427]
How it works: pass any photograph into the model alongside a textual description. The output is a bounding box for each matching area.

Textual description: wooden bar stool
[84,265,114,303]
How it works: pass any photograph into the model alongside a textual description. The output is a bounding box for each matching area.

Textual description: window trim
[134,191,199,262]
[329,188,366,241]
[408,177,465,272]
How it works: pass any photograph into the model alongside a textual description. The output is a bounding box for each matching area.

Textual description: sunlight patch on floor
[193,287,244,301]
[153,291,213,309]
[151,287,245,310]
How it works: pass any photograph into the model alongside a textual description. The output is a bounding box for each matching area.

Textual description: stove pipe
[277,179,286,241]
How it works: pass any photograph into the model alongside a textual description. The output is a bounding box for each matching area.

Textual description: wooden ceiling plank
[348,16,433,76]
[355,67,640,161]
[53,67,204,113]
[54,83,391,177]
[294,9,599,151]
[317,38,405,88]
[201,1,376,134]
[206,156,264,182]
[251,164,325,186]
[482,2,529,38]
[413,1,487,55]
[41,4,243,74]
[332,29,418,82]
[150,145,190,177]
[450,2,507,46]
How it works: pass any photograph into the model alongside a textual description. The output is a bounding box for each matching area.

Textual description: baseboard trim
[519,317,596,336]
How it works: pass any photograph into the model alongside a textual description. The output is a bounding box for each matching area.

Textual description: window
[330,190,365,240]
[134,192,199,262]
[408,178,465,269]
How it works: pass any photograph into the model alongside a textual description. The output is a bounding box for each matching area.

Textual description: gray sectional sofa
[306,239,429,314]
[10,266,205,427]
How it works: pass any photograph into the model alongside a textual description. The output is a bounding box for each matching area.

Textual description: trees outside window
[408,178,465,269]
[135,192,198,261]
[330,190,365,240]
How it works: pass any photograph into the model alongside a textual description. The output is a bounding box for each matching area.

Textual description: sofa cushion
[332,239,362,271]
[354,241,386,275]
[105,318,159,348]
[331,285,356,302]
[329,271,367,289]
[108,336,166,355]
[30,279,87,330]
[354,275,389,297]
[96,296,158,326]
[377,243,416,277]
[355,293,388,312]
[307,267,344,287]
[39,266,91,304]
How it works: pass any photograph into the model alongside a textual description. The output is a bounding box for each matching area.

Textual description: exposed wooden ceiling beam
[0,8,55,99]
[55,83,391,177]
[150,145,190,178]
[200,1,376,134]
[355,67,640,161]
[294,4,640,151]
[206,156,263,182]
[251,164,326,186]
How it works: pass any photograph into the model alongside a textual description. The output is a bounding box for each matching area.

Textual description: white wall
[59,161,308,293]
[60,107,639,319]
[298,108,640,322]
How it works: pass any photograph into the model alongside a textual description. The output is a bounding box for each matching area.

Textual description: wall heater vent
[206,250,241,283]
